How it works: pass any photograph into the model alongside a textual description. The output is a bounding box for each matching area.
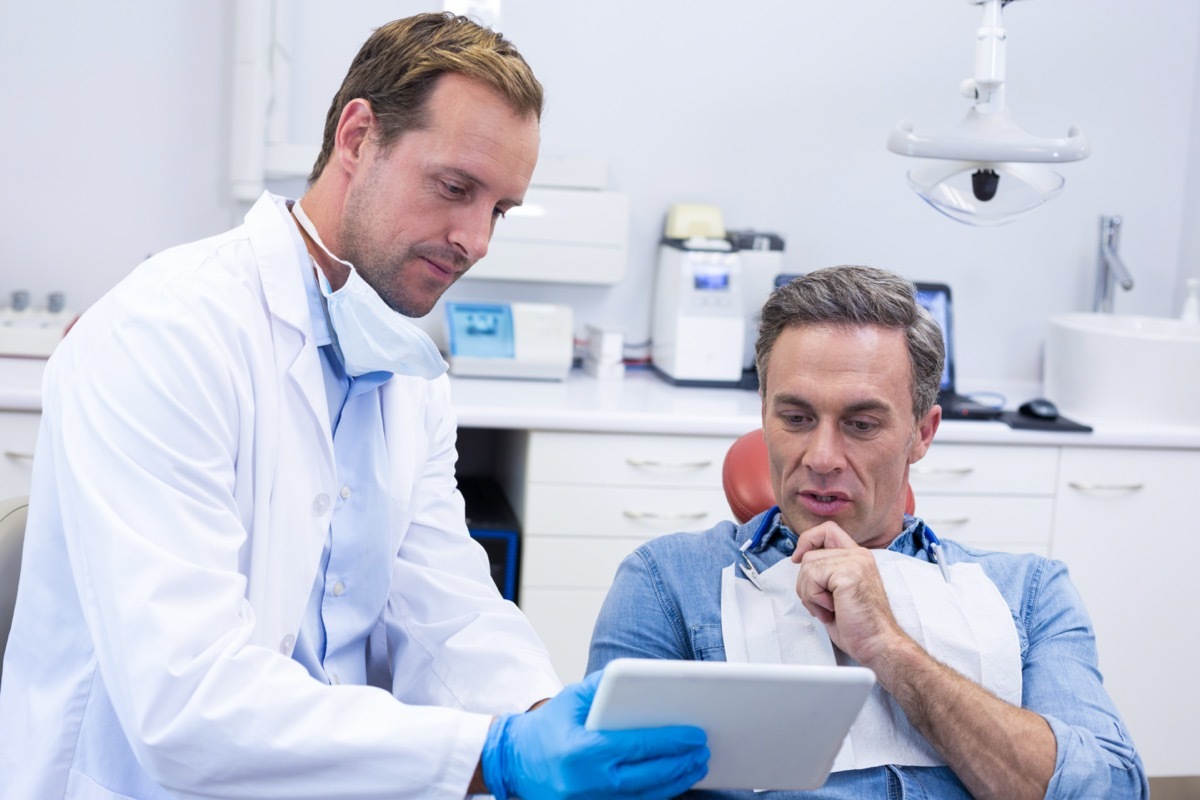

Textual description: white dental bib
[720,546,1021,771]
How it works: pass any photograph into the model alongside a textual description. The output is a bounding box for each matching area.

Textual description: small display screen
[693,266,730,291]
[914,286,952,391]
[446,302,515,359]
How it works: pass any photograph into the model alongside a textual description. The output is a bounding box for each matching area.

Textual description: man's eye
[847,420,876,433]
[442,181,466,197]
[493,207,507,219]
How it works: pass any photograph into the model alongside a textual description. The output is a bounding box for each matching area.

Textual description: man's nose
[450,206,495,263]
[803,421,847,474]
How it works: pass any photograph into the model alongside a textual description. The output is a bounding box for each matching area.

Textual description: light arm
[870,634,1054,800]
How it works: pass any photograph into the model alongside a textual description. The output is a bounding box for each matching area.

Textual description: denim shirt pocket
[689,624,727,661]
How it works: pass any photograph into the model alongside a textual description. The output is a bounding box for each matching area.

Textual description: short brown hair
[755,265,945,420]
[308,12,543,183]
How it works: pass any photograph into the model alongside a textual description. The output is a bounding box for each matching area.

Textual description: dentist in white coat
[0,13,708,800]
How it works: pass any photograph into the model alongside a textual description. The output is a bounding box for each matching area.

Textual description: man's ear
[333,98,375,177]
[908,404,941,464]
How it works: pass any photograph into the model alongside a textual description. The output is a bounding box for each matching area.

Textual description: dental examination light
[887,0,1089,226]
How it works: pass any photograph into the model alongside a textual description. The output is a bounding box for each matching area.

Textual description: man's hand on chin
[790,521,910,667]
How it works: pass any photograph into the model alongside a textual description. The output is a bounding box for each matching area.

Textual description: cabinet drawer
[524,484,731,537]
[911,444,1058,496]
[1052,447,1200,774]
[0,411,40,498]
[527,431,735,488]
[522,536,649,589]
[520,587,608,682]
[918,495,1053,553]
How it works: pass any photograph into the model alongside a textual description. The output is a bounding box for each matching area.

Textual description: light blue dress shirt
[291,245,393,687]
[588,512,1149,799]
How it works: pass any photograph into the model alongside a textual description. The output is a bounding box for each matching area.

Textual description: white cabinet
[0,411,39,499]
[1052,447,1200,777]
[516,430,735,682]
[910,443,1058,554]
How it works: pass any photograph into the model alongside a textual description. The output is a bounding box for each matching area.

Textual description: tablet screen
[585,658,874,791]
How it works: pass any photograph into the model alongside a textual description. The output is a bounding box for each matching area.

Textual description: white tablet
[584,658,875,792]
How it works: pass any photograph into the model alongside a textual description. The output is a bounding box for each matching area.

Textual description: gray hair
[754,265,945,420]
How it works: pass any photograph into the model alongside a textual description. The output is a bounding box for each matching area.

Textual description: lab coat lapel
[242,193,337,646]
[245,192,335,455]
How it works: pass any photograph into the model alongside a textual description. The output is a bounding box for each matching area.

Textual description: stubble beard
[339,215,472,319]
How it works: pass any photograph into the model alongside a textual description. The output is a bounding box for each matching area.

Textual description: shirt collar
[301,258,335,349]
[743,508,926,555]
[741,507,796,555]
[889,515,926,554]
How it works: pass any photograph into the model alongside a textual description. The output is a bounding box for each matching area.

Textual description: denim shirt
[587,512,1148,799]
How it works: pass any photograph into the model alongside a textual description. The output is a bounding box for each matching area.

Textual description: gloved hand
[480,669,709,800]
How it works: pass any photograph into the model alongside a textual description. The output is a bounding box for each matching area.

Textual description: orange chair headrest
[723,431,775,525]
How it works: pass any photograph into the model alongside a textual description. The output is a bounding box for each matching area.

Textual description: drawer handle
[911,466,975,477]
[622,510,709,521]
[1068,481,1144,494]
[926,517,970,527]
[625,458,713,470]
[4,450,35,463]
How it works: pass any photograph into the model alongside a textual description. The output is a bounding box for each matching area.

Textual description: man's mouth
[422,256,455,278]
[799,491,850,516]
[413,244,472,280]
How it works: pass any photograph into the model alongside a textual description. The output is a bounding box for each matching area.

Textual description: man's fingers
[791,520,858,562]
[796,556,837,621]
[801,589,836,623]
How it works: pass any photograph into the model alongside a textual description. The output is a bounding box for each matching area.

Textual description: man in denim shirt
[588,266,1146,799]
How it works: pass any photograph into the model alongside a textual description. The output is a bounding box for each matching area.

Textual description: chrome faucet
[1093,215,1134,313]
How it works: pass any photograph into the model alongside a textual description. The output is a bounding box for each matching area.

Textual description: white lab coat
[0,193,561,800]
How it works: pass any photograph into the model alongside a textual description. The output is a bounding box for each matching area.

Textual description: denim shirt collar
[740,507,929,563]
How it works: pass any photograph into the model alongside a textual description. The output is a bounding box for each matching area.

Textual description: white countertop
[5,357,1199,449]
[450,368,1200,449]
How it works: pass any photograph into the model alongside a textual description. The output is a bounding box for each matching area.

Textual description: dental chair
[722,430,914,524]
[0,496,28,685]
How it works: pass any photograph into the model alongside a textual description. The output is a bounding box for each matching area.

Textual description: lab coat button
[312,494,330,515]
[332,581,345,596]
[279,634,295,654]
[340,485,351,499]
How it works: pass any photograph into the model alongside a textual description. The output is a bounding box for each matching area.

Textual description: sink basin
[1044,313,1200,426]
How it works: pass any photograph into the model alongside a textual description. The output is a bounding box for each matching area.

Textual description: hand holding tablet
[483,669,709,800]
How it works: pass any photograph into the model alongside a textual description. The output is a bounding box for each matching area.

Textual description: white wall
[4,1,1199,393]
[1180,7,1200,302]
[0,2,236,308]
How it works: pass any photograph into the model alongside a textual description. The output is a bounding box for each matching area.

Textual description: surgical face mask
[292,201,448,380]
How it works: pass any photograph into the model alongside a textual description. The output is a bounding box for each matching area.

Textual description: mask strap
[292,201,355,272]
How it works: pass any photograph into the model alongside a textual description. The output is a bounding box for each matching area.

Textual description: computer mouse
[1018,397,1059,421]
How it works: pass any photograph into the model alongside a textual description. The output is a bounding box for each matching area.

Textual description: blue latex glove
[481,669,709,800]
